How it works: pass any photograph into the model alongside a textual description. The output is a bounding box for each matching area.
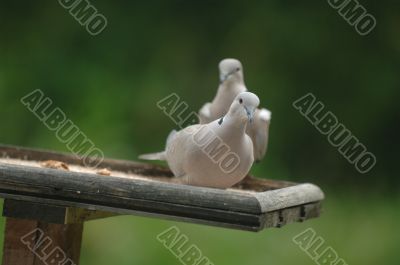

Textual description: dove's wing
[165,124,203,178]
[166,129,177,145]
[248,109,271,162]
[252,127,268,162]
[198,102,212,124]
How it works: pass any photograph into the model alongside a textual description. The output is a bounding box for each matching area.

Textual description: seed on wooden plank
[40,160,69,171]
[96,168,111,176]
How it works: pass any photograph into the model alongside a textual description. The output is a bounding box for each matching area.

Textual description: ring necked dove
[199,58,246,124]
[198,58,271,162]
[140,92,260,189]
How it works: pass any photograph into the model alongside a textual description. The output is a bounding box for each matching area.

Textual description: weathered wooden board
[2,217,83,265]
[0,144,324,231]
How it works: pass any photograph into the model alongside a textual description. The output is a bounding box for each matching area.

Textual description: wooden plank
[2,217,83,265]
[0,144,294,189]
[0,144,325,231]
[0,162,324,215]
[0,144,173,178]
[0,162,262,214]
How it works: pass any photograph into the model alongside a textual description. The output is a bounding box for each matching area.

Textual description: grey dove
[198,58,271,161]
[139,92,260,189]
[199,58,246,124]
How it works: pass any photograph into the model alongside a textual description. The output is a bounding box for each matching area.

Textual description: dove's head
[218,58,243,84]
[228,92,260,123]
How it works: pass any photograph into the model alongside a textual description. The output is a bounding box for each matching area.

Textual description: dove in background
[199,58,247,124]
[140,92,260,189]
[198,58,272,162]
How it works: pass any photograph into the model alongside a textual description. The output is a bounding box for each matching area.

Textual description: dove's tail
[138,151,166,161]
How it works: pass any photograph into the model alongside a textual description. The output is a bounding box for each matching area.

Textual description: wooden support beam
[2,217,83,265]
[1,199,118,265]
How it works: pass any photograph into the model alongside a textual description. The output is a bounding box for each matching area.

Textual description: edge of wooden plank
[254,183,325,213]
[0,193,263,231]
[260,202,322,230]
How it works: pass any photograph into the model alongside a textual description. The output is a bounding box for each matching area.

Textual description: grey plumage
[199,59,247,124]
[246,108,271,162]
[198,58,271,161]
[140,92,260,189]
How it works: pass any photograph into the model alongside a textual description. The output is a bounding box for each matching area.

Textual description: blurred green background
[0,1,399,264]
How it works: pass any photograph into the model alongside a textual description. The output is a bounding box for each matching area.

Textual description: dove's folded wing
[198,102,212,124]
[166,125,202,178]
[251,109,271,162]
[253,128,268,162]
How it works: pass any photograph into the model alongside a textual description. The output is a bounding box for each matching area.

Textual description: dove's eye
[236,67,240,71]
[239,98,243,104]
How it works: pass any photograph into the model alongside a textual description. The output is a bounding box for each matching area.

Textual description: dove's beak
[244,106,255,123]
[219,70,236,83]
[219,73,228,83]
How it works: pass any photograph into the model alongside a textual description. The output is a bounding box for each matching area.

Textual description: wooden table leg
[2,217,83,265]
